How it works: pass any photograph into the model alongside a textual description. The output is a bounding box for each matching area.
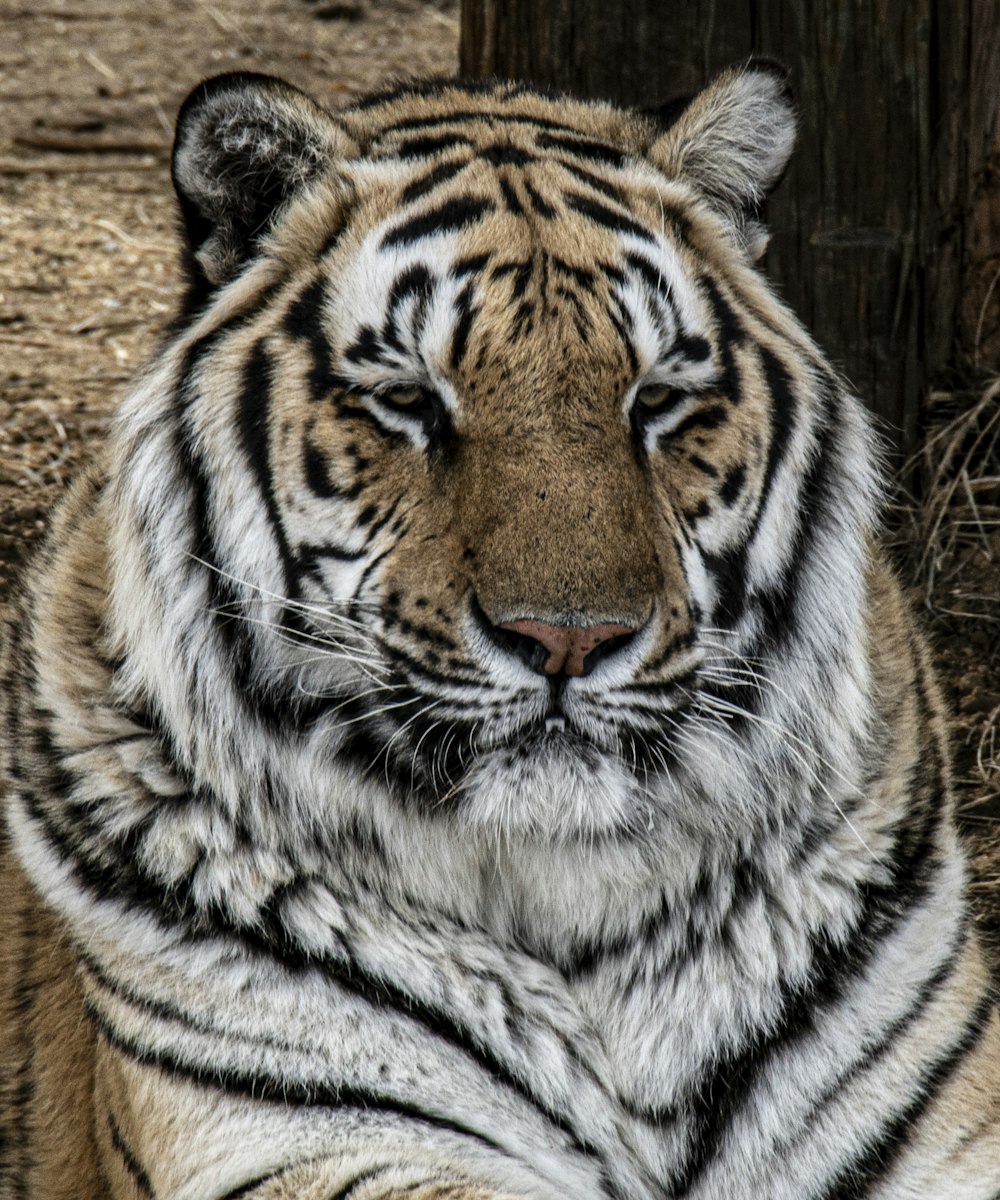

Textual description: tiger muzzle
[455,431,664,673]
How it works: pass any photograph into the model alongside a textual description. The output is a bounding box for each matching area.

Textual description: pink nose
[499,619,636,677]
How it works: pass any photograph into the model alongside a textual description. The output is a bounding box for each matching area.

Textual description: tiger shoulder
[2,63,998,1200]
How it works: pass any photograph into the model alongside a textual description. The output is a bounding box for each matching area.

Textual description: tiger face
[112,67,875,845]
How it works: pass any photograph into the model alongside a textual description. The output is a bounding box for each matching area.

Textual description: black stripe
[556,158,626,201]
[699,543,750,633]
[343,323,387,366]
[399,157,469,204]
[302,438,361,501]
[555,284,590,333]
[814,993,996,1200]
[595,259,626,287]
[720,463,746,506]
[380,196,494,250]
[170,299,300,730]
[481,142,534,166]
[660,404,728,446]
[498,176,524,214]
[375,611,458,651]
[392,132,474,159]
[91,1006,513,1158]
[667,767,950,1195]
[369,640,479,690]
[225,1167,393,1200]
[346,538,397,604]
[384,263,434,349]
[689,453,718,477]
[451,251,490,278]
[622,250,668,295]
[699,276,744,404]
[237,339,298,597]
[524,180,556,218]
[328,1168,394,1200]
[296,540,367,565]
[671,332,712,363]
[606,307,638,373]
[284,276,346,401]
[552,256,595,292]
[758,344,798,504]
[448,279,475,369]
[565,193,654,243]
[794,919,970,1147]
[491,258,533,298]
[753,387,837,649]
[380,109,599,138]
[218,1172,283,1200]
[173,331,231,573]
[536,131,626,167]
[108,1112,155,1198]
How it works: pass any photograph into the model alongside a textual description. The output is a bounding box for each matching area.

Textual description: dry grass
[891,376,1000,949]
[908,379,1000,619]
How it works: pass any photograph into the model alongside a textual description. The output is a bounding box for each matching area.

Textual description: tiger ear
[647,62,795,231]
[171,72,354,290]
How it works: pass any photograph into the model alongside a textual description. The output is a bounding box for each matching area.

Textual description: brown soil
[1,1,997,943]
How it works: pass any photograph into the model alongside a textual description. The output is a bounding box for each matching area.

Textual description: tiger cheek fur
[2,66,999,1200]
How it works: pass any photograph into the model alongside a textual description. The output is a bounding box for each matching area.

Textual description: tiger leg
[0,847,103,1200]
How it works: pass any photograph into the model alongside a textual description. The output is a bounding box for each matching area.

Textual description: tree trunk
[460,0,1000,462]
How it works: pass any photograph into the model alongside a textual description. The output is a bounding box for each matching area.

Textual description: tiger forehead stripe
[400,157,472,205]
[375,107,618,138]
[535,131,628,168]
[566,193,657,243]
[380,195,495,250]
[555,158,628,202]
[392,132,474,159]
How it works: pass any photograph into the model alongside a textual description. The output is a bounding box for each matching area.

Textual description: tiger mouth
[491,715,599,755]
[471,726,618,780]
[336,688,678,814]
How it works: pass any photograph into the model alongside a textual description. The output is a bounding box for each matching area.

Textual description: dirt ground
[1,0,997,940]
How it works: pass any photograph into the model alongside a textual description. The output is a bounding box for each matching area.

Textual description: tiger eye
[379,385,436,416]
[384,386,429,408]
[635,385,684,414]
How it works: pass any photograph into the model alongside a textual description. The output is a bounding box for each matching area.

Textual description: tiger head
[108,67,878,847]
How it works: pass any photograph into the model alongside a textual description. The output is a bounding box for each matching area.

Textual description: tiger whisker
[408,714,445,795]
[206,606,389,688]
[190,552,381,611]
[192,553,382,638]
[694,690,879,856]
[208,604,382,660]
[697,640,869,798]
[369,698,444,788]
[327,695,424,731]
[291,679,396,712]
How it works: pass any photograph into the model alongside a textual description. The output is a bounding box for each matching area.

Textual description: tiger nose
[498,618,637,677]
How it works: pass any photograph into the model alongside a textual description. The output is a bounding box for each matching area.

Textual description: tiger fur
[2,64,999,1200]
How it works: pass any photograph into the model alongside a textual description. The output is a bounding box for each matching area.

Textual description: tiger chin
[2,61,999,1200]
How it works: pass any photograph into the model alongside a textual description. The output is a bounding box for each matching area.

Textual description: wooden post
[460,0,1000,462]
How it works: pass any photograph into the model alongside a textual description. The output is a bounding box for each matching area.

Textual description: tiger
[2,60,999,1200]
